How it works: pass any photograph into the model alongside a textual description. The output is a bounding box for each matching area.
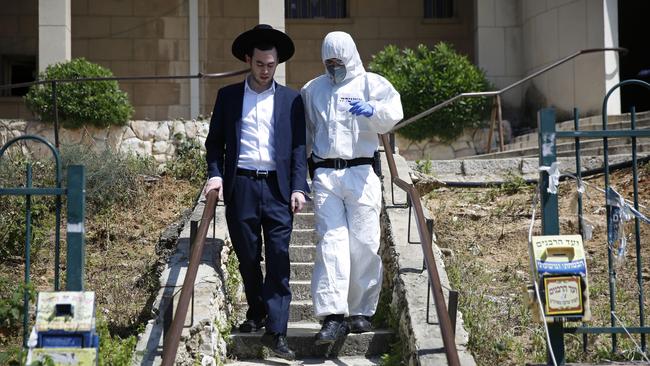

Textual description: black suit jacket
[205,81,309,205]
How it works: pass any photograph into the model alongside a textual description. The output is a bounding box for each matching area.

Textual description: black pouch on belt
[373,150,382,178]
[307,155,315,180]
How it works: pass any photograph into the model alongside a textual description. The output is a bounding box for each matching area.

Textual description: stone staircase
[226,200,393,364]
[469,111,650,160]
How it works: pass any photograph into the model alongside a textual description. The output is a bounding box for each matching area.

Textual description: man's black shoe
[261,332,296,360]
[315,314,349,345]
[238,318,265,333]
[348,315,372,333]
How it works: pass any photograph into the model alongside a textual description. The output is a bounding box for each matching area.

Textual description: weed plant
[165,135,206,186]
[60,145,156,214]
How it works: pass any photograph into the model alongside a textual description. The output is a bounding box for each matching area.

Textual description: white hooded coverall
[301,31,403,317]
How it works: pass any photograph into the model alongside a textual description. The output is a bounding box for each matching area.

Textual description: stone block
[106,126,125,151]
[72,16,110,38]
[495,0,519,27]
[477,27,506,76]
[153,140,174,155]
[130,120,156,141]
[88,0,133,16]
[223,0,257,17]
[153,122,170,141]
[377,17,416,39]
[110,16,163,38]
[170,120,185,138]
[88,39,133,60]
[133,82,180,106]
[161,16,187,39]
[133,39,158,61]
[477,0,495,27]
[557,0,587,56]
[120,137,152,156]
[133,0,184,17]
[463,159,521,177]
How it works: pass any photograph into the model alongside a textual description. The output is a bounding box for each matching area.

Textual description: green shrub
[0,276,35,332]
[96,313,137,366]
[24,58,133,129]
[369,42,491,142]
[60,145,156,213]
[0,159,56,260]
[165,134,206,186]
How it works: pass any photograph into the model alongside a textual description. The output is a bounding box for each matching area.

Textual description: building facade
[2,0,642,135]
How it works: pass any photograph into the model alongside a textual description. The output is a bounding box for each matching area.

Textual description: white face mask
[326,64,346,84]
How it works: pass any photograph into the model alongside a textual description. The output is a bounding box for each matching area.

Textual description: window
[285,0,346,19]
[424,0,454,19]
[1,55,36,97]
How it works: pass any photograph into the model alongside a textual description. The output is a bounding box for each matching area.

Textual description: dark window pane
[285,0,346,18]
[424,0,454,19]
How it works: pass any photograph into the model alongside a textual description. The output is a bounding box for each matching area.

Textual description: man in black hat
[203,24,308,360]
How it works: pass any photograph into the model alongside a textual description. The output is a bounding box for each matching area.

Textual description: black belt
[312,157,374,170]
[236,168,277,179]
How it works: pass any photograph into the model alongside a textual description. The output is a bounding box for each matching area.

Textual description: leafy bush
[96,314,137,366]
[165,134,206,186]
[369,42,491,142]
[0,159,56,260]
[60,145,156,213]
[0,276,35,332]
[24,58,133,129]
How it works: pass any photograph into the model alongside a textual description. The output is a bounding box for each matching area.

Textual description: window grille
[285,0,346,19]
[424,0,454,19]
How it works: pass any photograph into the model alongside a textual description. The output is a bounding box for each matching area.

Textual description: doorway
[618,1,650,112]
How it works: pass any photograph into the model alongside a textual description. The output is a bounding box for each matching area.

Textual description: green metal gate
[0,135,86,346]
[538,79,650,364]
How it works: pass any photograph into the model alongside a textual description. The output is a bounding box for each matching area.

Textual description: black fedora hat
[232,24,295,63]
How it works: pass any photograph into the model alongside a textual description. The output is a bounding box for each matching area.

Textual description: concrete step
[290,280,311,301]
[236,300,316,322]
[293,212,315,229]
[262,262,313,281]
[504,118,650,151]
[291,229,317,246]
[227,355,381,365]
[471,136,650,159]
[508,112,650,147]
[289,300,317,322]
[289,245,316,263]
[227,322,394,359]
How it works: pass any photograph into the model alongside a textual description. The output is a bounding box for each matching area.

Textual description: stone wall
[396,119,512,160]
[0,119,209,165]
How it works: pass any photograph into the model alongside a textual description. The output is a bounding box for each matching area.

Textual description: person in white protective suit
[300,31,403,344]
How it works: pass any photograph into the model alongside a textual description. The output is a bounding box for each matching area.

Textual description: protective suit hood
[322,31,365,84]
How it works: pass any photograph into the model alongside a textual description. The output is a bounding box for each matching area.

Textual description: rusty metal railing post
[161,190,218,365]
[381,134,460,366]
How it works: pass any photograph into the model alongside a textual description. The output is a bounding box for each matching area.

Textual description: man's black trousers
[225,173,293,335]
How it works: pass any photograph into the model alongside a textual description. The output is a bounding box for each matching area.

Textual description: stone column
[189,0,200,119]
[259,0,286,85]
[38,0,71,72]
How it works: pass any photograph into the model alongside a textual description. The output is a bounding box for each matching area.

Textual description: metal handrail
[391,47,627,134]
[380,47,627,365]
[0,68,249,148]
[380,134,461,365]
[161,190,218,365]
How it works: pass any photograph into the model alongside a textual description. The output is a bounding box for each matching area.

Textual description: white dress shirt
[237,78,276,171]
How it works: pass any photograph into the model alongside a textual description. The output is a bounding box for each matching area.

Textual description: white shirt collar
[245,76,276,95]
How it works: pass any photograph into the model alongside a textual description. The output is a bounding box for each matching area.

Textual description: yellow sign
[544,276,583,315]
[31,348,97,365]
[36,292,95,332]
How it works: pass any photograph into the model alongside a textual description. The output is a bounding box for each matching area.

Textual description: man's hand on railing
[203,177,223,201]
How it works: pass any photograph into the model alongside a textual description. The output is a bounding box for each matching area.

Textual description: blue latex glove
[348,100,374,117]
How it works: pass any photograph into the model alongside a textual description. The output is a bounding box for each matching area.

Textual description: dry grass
[427,162,650,365]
